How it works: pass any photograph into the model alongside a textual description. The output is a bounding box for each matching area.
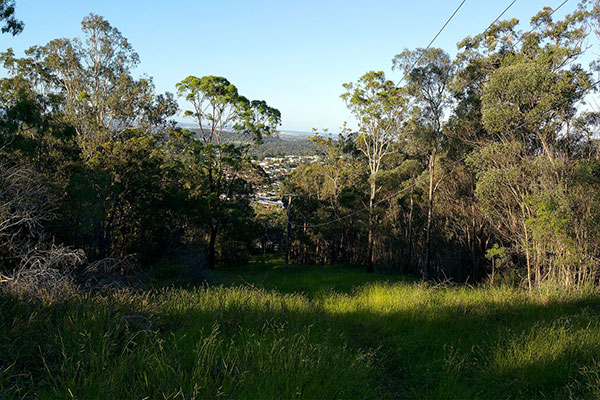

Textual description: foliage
[0,0,22,35]
[283,1,600,287]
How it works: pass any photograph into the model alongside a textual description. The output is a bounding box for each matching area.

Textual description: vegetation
[0,0,22,35]
[2,3,599,287]
[251,135,317,159]
[285,3,600,287]
[3,2,600,398]
[4,258,600,398]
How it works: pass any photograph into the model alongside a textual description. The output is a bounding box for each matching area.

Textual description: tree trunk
[523,220,532,290]
[406,180,414,269]
[423,150,436,280]
[302,221,307,265]
[366,181,376,273]
[285,195,292,265]
[208,225,217,270]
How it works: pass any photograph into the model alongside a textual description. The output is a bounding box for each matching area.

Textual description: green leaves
[0,0,23,36]
[480,59,579,144]
[176,75,280,146]
[176,75,239,105]
[342,71,406,120]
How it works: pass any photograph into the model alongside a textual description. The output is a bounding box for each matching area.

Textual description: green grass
[3,256,600,399]
[212,256,413,298]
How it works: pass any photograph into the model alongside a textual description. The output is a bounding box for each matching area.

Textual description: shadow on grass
[141,283,600,398]
[3,260,600,399]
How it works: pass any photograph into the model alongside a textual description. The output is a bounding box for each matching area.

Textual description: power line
[395,0,467,88]
[292,78,600,230]
[398,0,519,115]
[421,0,467,53]
[481,0,518,37]
[512,0,569,48]
[396,0,518,89]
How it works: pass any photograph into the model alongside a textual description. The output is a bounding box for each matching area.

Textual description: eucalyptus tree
[454,2,599,287]
[342,71,408,273]
[392,48,455,279]
[0,0,23,35]
[1,14,179,260]
[176,75,281,269]
[10,14,178,159]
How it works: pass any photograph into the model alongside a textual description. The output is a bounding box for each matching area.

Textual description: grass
[3,255,600,398]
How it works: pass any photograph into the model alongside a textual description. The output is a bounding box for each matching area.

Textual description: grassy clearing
[3,256,600,399]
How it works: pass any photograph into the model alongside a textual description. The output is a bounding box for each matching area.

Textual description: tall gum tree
[176,75,281,269]
[454,1,598,288]
[15,14,177,159]
[393,48,455,279]
[341,71,407,273]
[1,14,178,259]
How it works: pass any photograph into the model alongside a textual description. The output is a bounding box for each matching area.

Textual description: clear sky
[0,0,592,132]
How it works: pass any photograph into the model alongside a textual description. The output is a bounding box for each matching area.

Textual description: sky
[0,0,594,132]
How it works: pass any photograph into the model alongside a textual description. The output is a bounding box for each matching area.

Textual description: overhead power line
[393,0,518,110]
[482,0,518,37]
[292,78,600,230]
[397,0,518,109]
[512,0,569,48]
[395,0,467,88]
[421,0,467,53]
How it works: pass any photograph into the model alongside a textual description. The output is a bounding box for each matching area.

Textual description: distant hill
[175,123,332,140]
[252,135,317,159]
[174,126,316,159]
[277,130,312,140]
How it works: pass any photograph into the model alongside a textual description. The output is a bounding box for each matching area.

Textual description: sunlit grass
[3,257,600,398]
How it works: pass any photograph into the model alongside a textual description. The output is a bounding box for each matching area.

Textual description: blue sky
[0,0,591,132]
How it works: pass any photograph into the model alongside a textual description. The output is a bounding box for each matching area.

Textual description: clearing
[2,257,600,399]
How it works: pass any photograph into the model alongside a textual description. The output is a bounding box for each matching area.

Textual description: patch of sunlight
[491,317,600,377]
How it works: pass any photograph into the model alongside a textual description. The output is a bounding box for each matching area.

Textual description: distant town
[253,155,320,208]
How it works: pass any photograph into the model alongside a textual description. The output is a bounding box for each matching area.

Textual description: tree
[454,1,599,287]
[0,56,76,174]
[1,0,23,36]
[13,14,178,159]
[1,14,179,262]
[393,48,455,279]
[341,71,407,273]
[176,75,281,269]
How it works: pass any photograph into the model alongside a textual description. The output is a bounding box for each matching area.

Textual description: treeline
[284,3,600,287]
[3,4,600,290]
[0,14,280,284]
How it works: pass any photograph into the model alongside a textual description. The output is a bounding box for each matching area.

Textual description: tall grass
[3,258,600,398]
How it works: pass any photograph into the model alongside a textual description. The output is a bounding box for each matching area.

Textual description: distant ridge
[277,130,312,141]
[175,122,333,141]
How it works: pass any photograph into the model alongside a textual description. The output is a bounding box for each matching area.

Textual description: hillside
[3,257,600,399]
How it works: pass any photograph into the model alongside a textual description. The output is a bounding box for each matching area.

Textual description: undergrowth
[2,256,600,399]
